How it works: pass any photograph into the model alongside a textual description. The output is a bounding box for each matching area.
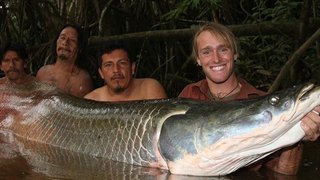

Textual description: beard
[57,48,73,60]
[113,82,126,94]
[6,69,20,81]
[58,53,69,60]
[110,75,127,94]
[114,86,125,93]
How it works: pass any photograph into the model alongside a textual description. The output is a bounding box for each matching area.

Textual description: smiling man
[36,24,93,97]
[84,43,167,102]
[179,22,320,175]
[179,23,265,101]
[0,42,35,85]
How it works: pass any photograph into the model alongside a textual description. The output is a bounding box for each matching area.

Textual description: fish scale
[1,81,320,176]
[0,82,187,168]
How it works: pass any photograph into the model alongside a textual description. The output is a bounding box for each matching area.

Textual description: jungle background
[1,0,320,97]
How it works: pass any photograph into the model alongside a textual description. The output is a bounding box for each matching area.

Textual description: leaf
[257,69,272,76]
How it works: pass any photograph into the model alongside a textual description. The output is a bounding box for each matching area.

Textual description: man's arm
[77,71,94,98]
[301,106,320,141]
[35,66,49,81]
[264,142,303,175]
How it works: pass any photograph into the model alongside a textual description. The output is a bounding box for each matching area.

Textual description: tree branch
[268,27,320,93]
[88,19,320,46]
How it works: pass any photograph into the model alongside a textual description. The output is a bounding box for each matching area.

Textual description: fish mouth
[297,83,320,101]
[289,83,320,121]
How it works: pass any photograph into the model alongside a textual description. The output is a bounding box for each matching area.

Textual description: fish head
[264,83,320,124]
[159,83,320,176]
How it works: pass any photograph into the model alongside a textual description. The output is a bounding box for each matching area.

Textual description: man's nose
[62,38,69,45]
[112,63,120,72]
[8,60,15,67]
[211,50,220,62]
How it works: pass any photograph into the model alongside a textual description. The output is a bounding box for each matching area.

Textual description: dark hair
[98,43,133,68]
[0,42,28,61]
[52,24,88,69]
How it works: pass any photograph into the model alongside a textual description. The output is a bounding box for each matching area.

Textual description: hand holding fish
[301,106,320,141]
[264,106,320,176]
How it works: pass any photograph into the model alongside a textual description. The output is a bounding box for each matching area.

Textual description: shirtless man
[36,24,93,97]
[0,42,35,85]
[84,44,167,101]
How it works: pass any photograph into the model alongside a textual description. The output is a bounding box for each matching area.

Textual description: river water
[0,139,319,180]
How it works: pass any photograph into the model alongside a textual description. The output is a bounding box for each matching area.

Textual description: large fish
[0,81,319,176]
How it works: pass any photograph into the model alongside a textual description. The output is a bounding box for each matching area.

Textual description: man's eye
[218,47,229,54]
[70,39,77,43]
[2,59,9,63]
[119,60,129,66]
[200,49,212,56]
[13,58,21,62]
[104,63,113,68]
[203,51,210,55]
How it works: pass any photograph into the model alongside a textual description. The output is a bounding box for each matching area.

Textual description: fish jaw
[290,83,320,122]
[166,121,305,176]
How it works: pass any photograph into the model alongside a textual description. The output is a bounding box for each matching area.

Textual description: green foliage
[236,34,294,91]
[162,0,222,21]
[237,0,320,91]
[251,0,303,22]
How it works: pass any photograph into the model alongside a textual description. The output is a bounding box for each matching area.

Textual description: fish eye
[282,101,291,110]
[269,96,280,105]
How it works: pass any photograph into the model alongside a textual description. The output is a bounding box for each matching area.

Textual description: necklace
[208,82,241,101]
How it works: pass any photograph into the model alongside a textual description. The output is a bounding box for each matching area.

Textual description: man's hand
[301,106,320,141]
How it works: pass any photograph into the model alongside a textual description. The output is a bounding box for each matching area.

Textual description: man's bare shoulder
[77,68,92,80]
[78,68,90,76]
[136,78,161,86]
[38,65,54,73]
[76,68,94,93]
[36,65,54,78]
[135,78,167,99]
[139,78,165,89]
[84,86,105,101]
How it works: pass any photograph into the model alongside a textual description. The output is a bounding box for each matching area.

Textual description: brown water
[0,140,319,180]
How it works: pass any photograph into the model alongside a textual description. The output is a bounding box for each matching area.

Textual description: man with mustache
[0,42,35,85]
[84,44,167,101]
[179,22,320,175]
[36,24,93,97]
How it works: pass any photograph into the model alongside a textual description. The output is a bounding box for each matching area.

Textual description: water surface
[1,139,319,180]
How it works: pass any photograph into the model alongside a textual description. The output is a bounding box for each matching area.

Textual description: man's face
[196,31,237,84]
[0,50,26,82]
[99,49,135,93]
[56,27,78,61]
